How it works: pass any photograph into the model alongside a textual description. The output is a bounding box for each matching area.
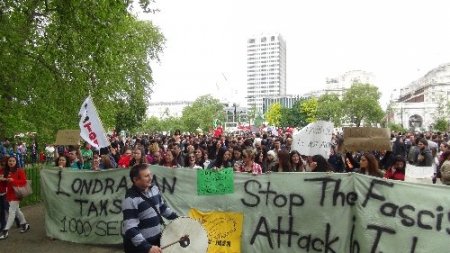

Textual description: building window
[271,36,275,41]
[261,37,267,42]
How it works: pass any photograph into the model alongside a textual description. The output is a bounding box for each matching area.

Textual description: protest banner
[341,127,392,151]
[54,130,81,146]
[41,166,450,252]
[197,168,234,195]
[189,208,243,253]
[292,121,334,157]
[405,164,434,184]
[78,96,110,149]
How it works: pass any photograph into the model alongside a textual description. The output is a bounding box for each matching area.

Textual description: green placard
[197,168,234,195]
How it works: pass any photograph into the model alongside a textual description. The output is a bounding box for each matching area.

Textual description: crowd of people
[1,128,450,243]
[13,129,446,184]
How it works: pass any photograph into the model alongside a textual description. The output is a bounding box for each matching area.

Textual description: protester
[66,146,84,170]
[356,153,384,177]
[186,152,202,169]
[438,151,450,185]
[129,147,148,167]
[310,155,333,172]
[150,151,162,165]
[161,150,179,168]
[208,147,233,169]
[272,150,291,172]
[55,155,68,168]
[384,155,406,181]
[415,139,433,166]
[122,164,179,253]
[238,148,262,175]
[118,149,133,168]
[0,158,7,231]
[265,150,278,173]
[290,150,305,172]
[0,156,30,239]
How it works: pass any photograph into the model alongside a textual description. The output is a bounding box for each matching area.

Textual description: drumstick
[161,235,189,250]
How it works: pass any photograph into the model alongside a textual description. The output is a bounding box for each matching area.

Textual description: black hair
[129,163,150,184]
[312,155,332,172]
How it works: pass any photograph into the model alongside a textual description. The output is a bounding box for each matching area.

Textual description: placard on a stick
[342,127,391,152]
[54,130,81,146]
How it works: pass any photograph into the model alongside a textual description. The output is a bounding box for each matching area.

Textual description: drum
[160,216,208,253]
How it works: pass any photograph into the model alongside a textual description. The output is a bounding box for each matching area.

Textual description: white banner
[405,164,434,184]
[292,121,334,157]
[78,96,110,149]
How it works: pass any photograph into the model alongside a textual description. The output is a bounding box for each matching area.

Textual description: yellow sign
[189,208,243,253]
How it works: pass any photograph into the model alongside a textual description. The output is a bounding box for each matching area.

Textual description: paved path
[0,203,123,253]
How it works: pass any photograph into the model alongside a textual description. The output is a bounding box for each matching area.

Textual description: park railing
[22,164,43,206]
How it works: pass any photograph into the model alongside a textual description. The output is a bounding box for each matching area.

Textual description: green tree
[265,103,282,126]
[181,95,224,132]
[434,118,449,132]
[342,83,384,127]
[279,99,308,128]
[0,0,163,142]
[316,93,343,126]
[301,97,318,123]
[387,122,407,133]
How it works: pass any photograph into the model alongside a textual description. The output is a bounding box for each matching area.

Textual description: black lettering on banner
[366,224,395,253]
[259,182,277,206]
[152,176,177,194]
[74,199,89,216]
[88,201,99,217]
[117,176,128,192]
[304,177,357,207]
[350,216,360,253]
[241,180,261,207]
[241,180,304,215]
[362,179,394,207]
[104,178,115,194]
[56,170,71,197]
[398,205,415,227]
[95,221,107,236]
[417,210,434,230]
[380,202,398,217]
[250,216,273,249]
[270,216,300,248]
[436,206,444,231]
[99,199,108,216]
[251,216,338,252]
[410,236,418,253]
[110,199,122,214]
[106,221,119,236]
[92,179,103,194]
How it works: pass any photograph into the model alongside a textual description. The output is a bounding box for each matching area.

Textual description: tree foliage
[301,97,318,123]
[265,103,282,126]
[342,83,384,127]
[181,95,225,132]
[317,93,343,126]
[0,0,164,142]
[434,118,449,132]
[279,100,307,128]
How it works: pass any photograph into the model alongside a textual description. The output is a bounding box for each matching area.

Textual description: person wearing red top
[0,156,30,239]
[384,156,406,181]
[118,149,133,168]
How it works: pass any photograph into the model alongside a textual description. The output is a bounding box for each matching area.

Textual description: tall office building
[246,33,286,113]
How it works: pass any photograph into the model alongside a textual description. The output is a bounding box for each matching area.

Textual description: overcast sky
[138,0,450,108]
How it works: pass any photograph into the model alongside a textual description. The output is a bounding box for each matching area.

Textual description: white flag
[78,96,110,149]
